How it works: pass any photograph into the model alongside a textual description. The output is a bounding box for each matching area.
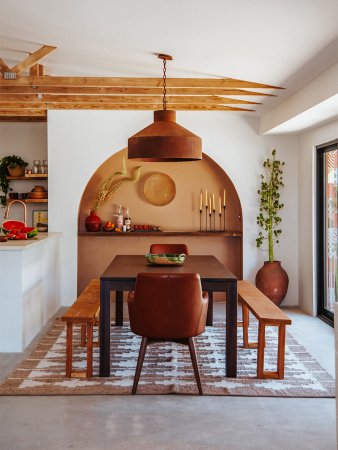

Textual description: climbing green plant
[256,149,285,262]
[0,155,28,207]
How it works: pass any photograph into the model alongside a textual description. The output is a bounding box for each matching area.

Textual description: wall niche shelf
[78,231,242,237]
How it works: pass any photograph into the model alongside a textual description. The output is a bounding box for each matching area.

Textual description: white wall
[0,122,48,226]
[48,110,299,307]
[298,119,338,315]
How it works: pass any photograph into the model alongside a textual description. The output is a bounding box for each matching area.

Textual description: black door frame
[316,139,337,326]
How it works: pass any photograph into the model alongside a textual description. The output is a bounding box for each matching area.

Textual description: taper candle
[219,196,222,214]
[205,189,208,206]
[212,193,215,211]
[209,196,212,214]
[200,192,203,211]
[223,189,227,206]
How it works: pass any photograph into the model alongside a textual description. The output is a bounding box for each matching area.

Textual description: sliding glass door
[317,140,338,324]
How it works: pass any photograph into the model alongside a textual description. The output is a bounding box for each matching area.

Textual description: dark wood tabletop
[99,254,238,378]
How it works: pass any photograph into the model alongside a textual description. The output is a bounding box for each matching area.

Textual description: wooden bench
[61,279,100,378]
[237,280,292,380]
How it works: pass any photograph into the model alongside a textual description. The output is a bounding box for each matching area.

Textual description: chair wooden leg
[80,324,87,346]
[132,337,148,395]
[66,322,73,377]
[257,322,266,378]
[277,324,286,379]
[188,337,203,395]
[86,322,94,378]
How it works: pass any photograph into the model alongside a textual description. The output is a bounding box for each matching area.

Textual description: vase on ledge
[255,261,289,306]
[85,211,102,232]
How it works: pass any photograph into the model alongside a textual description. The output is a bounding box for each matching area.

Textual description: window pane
[325,149,338,313]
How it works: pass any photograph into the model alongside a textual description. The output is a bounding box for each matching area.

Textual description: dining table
[99,254,238,378]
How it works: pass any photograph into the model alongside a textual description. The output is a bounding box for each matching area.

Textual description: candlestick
[219,212,222,231]
[209,196,212,231]
[212,193,215,211]
[213,209,216,231]
[223,205,226,231]
[205,204,208,230]
[200,209,202,232]
[219,196,222,215]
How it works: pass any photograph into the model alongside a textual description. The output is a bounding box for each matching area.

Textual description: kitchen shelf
[78,231,242,237]
[7,199,48,204]
[6,175,48,180]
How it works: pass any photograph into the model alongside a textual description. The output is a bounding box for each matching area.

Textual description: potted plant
[0,155,28,207]
[255,149,289,305]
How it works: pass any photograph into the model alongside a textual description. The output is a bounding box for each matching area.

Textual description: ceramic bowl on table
[145,252,186,266]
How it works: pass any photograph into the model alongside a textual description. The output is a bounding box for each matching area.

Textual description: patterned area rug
[0,318,335,396]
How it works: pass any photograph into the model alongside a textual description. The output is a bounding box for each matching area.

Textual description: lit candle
[219,196,222,214]
[205,189,208,207]
[200,192,202,211]
[212,193,215,211]
[223,189,227,207]
[209,196,212,214]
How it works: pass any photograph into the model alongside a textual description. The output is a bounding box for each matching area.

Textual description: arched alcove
[78,148,243,296]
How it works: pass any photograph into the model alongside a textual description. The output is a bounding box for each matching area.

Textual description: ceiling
[0,0,337,129]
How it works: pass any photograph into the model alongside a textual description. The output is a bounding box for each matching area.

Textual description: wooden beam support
[0,58,10,73]
[10,45,57,76]
[0,86,276,96]
[0,76,283,89]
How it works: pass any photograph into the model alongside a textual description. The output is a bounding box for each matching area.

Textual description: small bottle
[116,205,124,230]
[124,208,131,231]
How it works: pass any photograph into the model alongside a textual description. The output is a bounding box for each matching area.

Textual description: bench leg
[277,324,286,379]
[66,322,73,378]
[86,322,94,378]
[257,322,266,378]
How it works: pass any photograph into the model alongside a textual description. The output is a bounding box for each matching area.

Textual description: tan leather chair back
[128,273,208,340]
[149,243,189,255]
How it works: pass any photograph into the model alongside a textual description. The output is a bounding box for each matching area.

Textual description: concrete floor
[0,306,335,450]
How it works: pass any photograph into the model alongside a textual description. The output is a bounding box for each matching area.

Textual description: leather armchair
[149,243,189,255]
[128,272,208,395]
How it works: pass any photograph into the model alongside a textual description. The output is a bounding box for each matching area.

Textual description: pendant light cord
[162,58,167,110]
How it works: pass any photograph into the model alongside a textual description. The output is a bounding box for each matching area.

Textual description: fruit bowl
[103,226,114,232]
[145,252,186,266]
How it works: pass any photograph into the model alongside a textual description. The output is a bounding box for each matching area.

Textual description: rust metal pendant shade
[128,110,202,162]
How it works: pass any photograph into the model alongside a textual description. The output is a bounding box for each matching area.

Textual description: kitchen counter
[0,232,62,352]
[0,232,61,250]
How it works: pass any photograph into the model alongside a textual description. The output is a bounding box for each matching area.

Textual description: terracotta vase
[255,261,289,306]
[85,211,102,232]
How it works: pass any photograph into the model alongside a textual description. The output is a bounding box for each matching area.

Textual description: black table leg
[99,280,111,377]
[226,280,237,377]
[206,291,213,326]
[115,291,123,326]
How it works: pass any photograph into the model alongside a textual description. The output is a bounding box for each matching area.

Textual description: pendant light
[128,54,202,162]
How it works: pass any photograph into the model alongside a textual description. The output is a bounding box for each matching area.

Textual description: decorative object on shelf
[128,54,202,162]
[27,185,48,199]
[205,189,208,230]
[255,149,288,305]
[85,210,102,232]
[200,188,228,232]
[133,225,162,232]
[0,155,28,207]
[199,191,203,231]
[32,210,48,232]
[91,157,142,213]
[124,208,131,231]
[219,196,222,230]
[145,252,186,266]
[143,172,176,206]
[223,188,226,231]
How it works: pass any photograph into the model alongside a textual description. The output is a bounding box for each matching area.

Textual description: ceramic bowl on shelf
[145,252,186,266]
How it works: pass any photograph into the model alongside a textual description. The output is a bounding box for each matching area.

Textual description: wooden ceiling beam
[0,95,261,105]
[0,102,255,112]
[0,76,283,89]
[0,86,276,96]
[10,45,57,76]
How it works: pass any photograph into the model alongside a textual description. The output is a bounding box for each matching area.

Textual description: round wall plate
[143,172,176,206]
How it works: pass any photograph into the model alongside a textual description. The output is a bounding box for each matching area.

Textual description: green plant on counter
[0,155,28,207]
[256,149,285,262]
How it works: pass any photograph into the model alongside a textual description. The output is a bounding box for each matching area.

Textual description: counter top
[0,232,62,251]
